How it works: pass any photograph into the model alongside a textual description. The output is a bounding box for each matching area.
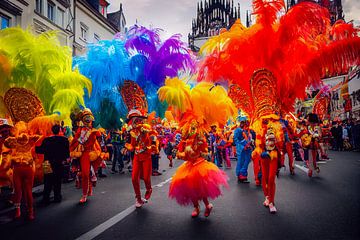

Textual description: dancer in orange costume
[125,109,153,208]
[2,121,40,220]
[158,78,234,218]
[70,109,102,204]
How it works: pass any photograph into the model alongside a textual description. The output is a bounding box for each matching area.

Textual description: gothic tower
[189,0,241,52]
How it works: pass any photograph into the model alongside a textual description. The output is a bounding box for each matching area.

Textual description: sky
[107,0,252,41]
[108,0,360,42]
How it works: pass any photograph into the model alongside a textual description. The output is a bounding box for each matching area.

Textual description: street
[0,150,359,240]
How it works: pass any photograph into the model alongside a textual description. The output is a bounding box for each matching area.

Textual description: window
[80,23,88,41]
[94,33,100,43]
[0,15,10,30]
[99,5,106,17]
[58,8,65,28]
[36,0,43,14]
[47,1,55,22]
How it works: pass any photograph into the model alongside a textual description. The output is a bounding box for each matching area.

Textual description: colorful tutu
[169,158,229,206]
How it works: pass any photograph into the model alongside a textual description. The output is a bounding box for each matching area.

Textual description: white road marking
[294,164,308,173]
[75,177,173,240]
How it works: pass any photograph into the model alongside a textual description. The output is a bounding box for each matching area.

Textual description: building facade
[0,0,127,55]
[188,0,241,52]
[73,0,126,55]
[0,0,74,47]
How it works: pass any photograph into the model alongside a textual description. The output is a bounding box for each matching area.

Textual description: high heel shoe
[204,203,213,217]
[79,195,87,204]
[191,206,200,218]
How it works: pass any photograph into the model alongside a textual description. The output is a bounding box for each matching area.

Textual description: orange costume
[70,109,102,203]
[2,121,40,220]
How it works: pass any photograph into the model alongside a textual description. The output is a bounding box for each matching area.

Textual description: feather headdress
[198,0,360,119]
[0,27,91,125]
[158,77,236,134]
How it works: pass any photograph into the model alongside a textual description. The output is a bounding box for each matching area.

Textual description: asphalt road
[0,150,359,240]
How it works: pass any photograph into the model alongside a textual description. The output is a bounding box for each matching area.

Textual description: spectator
[111,130,125,174]
[336,123,343,151]
[354,119,360,151]
[330,122,338,150]
[36,124,70,204]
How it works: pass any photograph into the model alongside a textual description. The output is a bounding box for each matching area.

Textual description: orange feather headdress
[158,77,236,134]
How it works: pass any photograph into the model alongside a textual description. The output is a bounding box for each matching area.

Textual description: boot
[14,204,21,219]
[308,169,313,177]
[315,167,320,174]
[290,167,295,175]
[28,208,35,221]
[204,203,213,217]
[191,206,200,218]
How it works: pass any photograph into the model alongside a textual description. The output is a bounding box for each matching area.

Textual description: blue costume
[234,127,252,180]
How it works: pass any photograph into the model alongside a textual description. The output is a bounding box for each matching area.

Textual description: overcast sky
[108,0,360,42]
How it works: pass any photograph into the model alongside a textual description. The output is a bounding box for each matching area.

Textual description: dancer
[158,78,234,218]
[169,119,229,217]
[125,109,153,208]
[70,109,102,204]
[235,117,253,183]
[3,122,40,220]
[307,114,321,177]
[279,116,295,175]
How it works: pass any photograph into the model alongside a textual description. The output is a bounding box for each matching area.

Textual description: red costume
[125,109,153,208]
[70,109,102,203]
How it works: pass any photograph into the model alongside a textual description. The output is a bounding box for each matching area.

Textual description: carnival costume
[158,78,234,217]
[198,0,359,213]
[234,117,254,183]
[279,117,295,175]
[2,122,40,220]
[306,114,322,177]
[125,109,153,208]
[70,109,102,203]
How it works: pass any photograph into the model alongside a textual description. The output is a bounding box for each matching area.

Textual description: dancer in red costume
[70,109,102,203]
[306,114,321,177]
[125,109,153,208]
[280,116,295,175]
